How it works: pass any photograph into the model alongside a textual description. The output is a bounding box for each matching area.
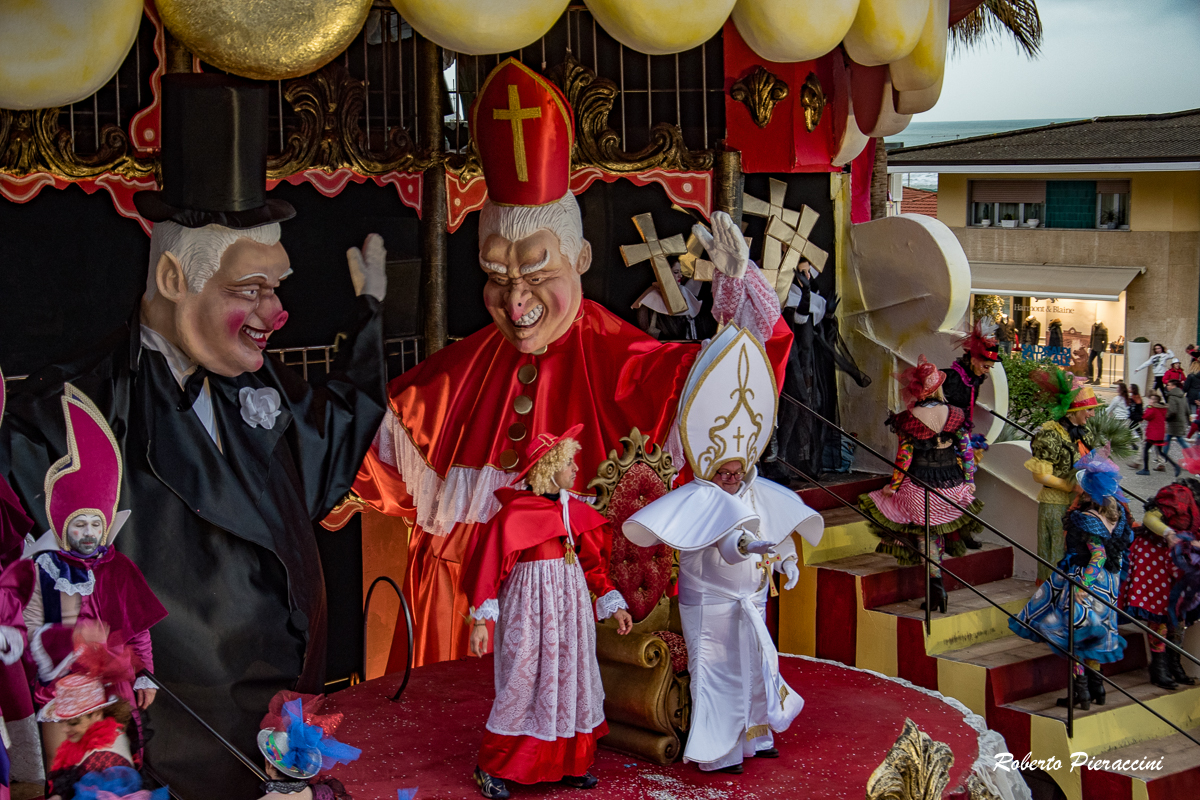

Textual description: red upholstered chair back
[588,429,676,622]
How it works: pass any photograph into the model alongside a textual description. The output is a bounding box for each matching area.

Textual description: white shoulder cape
[623,479,759,551]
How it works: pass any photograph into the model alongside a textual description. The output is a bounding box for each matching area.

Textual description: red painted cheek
[226,312,247,338]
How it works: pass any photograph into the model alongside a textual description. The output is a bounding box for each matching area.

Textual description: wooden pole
[417,35,448,355]
[713,148,743,230]
[164,29,192,74]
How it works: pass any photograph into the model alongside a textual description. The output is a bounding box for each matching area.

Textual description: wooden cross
[743,178,799,277]
[620,213,689,315]
[493,84,541,182]
[678,228,715,281]
[766,209,828,276]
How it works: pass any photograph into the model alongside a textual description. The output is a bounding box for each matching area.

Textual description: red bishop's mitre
[471,58,574,207]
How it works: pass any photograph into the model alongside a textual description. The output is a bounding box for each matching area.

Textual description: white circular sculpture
[0,0,144,110]
[730,0,859,64]
[391,0,568,56]
[842,0,931,67]
[585,0,737,55]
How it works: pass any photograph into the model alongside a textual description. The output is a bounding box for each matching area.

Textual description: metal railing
[779,391,1200,743]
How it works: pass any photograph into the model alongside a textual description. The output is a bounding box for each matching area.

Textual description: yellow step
[803,507,878,566]
[870,578,1034,657]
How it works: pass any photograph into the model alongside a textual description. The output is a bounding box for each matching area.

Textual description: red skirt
[478,721,608,784]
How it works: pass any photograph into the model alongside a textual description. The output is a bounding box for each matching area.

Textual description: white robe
[623,469,824,769]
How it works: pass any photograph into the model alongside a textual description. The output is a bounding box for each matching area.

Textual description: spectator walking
[1127,384,1144,441]
[1166,379,1190,459]
[1137,391,1180,476]
[1106,381,1137,440]
[1137,344,1176,392]
[1164,361,1186,387]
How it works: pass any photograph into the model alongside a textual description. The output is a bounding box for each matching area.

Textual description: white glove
[694,211,748,280]
[738,533,775,556]
[780,559,800,591]
[347,233,387,301]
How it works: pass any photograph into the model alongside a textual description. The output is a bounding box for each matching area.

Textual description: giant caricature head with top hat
[471,59,590,355]
[134,74,384,378]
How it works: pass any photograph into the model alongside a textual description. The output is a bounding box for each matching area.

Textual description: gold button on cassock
[499,449,519,470]
[518,364,537,384]
[513,395,533,415]
[507,422,527,441]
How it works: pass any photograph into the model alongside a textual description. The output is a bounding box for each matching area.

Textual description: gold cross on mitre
[493,84,541,182]
[620,213,689,315]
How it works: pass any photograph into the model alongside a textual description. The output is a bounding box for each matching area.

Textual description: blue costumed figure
[1009,446,1135,709]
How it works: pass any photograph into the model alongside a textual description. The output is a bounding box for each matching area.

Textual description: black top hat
[134,74,295,229]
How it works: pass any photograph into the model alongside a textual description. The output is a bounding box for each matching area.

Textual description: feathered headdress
[257,694,361,779]
[956,317,1001,362]
[1029,367,1081,420]
[38,621,140,723]
[896,355,945,409]
[1074,445,1127,504]
[73,766,169,800]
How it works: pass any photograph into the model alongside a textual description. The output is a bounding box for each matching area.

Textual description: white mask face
[65,514,105,555]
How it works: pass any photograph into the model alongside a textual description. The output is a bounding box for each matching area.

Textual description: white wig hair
[477,190,584,266]
[145,220,282,298]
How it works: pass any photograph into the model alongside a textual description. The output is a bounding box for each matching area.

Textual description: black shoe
[1149,651,1178,690]
[717,763,744,774]
[1086,669,1106,706]
[960,533,983,550]
[475,767,510,799]
[919,575,947,614]
[561,773,599,790]
[1167,646,1198,686]
[754,747,779,758]
[1056,674,1090,710]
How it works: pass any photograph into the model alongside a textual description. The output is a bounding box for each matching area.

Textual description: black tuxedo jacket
[1,297,385,797]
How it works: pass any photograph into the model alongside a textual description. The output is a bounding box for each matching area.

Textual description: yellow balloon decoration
[585,0,736,56]
[842,0,930,67]
[0,0,143,110]
[896,73,943,116]
[889,0,948,93]
[731,0,859,64]
[392,0,568,56]
[156,0,372,81]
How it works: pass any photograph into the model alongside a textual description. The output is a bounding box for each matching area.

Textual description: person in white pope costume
[624,326,825,773]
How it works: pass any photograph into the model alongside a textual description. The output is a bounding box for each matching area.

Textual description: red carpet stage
[323,654,987,799]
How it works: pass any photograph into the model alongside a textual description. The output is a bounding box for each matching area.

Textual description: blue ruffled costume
[1010,505,1134,663]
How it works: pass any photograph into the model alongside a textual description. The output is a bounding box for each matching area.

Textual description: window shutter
[1096,180,1130,194]
[970,180,1047,203]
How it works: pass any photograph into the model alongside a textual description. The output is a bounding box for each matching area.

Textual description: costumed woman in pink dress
[859,356,982,613]
[462,425,633,798]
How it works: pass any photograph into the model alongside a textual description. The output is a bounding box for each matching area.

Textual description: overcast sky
[918,0,1200,121]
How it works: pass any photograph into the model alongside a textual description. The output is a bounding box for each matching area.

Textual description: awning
[969,262,1146,302]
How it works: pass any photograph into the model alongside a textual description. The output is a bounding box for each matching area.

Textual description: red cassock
[461,487,618,784]
[354,298,792,667]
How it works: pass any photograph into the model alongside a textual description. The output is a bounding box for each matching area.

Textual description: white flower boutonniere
[239,387,282,429]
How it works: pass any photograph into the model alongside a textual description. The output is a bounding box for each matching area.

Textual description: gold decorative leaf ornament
[866,718,954,800]
[730,66,789,130]
[156,0,374,81]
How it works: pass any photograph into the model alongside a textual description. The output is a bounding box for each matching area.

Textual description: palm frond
[950,0,1044,58]
[1086,409,1137,460]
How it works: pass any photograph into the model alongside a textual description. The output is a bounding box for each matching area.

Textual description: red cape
[461,488,613,612]
[355,300,791,511]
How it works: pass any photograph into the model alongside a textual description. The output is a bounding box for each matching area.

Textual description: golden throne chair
[588,428,690,765]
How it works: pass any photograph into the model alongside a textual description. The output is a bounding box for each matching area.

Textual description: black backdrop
[0,171,836,685]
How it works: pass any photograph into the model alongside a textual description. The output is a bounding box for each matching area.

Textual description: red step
[797,473,889,511]
[860,545,1015,609]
